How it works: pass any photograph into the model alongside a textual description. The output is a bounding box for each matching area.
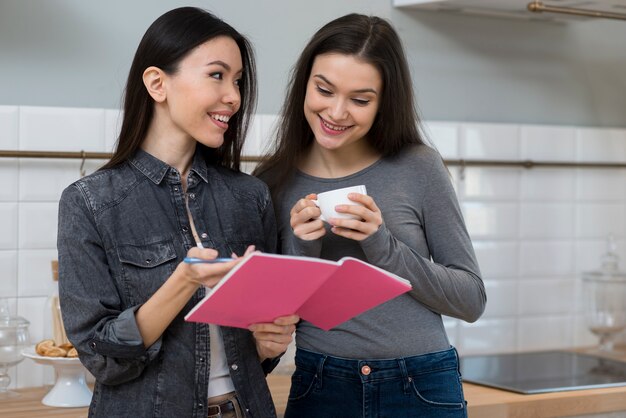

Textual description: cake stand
[22,347,92,407]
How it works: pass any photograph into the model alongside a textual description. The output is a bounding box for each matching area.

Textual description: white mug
[312,185,367,222]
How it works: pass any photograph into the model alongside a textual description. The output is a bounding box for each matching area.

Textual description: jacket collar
[129,147,210,185]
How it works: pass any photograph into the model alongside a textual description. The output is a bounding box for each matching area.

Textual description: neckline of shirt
[295,157,385,183]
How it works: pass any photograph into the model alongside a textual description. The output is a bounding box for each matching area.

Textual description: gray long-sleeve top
[263,144,486,358]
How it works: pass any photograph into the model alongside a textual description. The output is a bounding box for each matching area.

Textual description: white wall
[1,0,626,127]
[432,122,626,354]
[1,104,625,387]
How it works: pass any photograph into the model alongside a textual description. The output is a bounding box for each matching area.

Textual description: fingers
[287,192,382,242]
[289,196,325,241]
[181,247,239,288]
[249,315,298,341]
[293,219,326,241]
[348,192,378,210]
[249,322,296,336]
[251,328,295,345]
[329,217,380,241]
[289,197,320,221]
[336,193,380,221]
[327,193,382,241]
[186,247,219,260]
[250,320,296,360]
[273,314,300,326]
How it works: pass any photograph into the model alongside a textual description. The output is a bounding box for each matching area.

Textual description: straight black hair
[102,7,256,171]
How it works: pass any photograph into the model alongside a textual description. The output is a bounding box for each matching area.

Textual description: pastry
[35,339,56,356]
[35,339,78,358]
[44,346,68,357]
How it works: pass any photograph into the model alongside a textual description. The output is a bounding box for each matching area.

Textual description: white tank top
[207,324,235,398]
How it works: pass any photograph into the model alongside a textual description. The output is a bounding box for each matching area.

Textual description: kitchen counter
[0,386,88,418]
[4,349,626,418]
[462,381,626,418]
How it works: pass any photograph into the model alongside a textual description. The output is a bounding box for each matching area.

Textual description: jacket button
[182,226,188,232]
[231,364,238,371]
[89,341,96,349]
[199,357,205,363]
[201,233,208,239]
[188,193,195,199]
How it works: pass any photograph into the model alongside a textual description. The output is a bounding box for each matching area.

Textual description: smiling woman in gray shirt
[266,145,484,359]
[255,13,486,418]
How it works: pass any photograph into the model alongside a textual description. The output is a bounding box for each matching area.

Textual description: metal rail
[1,150,625,169]
[527,1,626,21]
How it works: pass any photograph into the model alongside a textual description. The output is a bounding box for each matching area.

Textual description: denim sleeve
[57,184,162,385]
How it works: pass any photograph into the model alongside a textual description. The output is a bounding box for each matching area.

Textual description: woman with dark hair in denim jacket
[57,7,297,418]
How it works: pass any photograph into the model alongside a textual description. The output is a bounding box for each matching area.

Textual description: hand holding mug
[290,184,380,242]
[324,187,382,241]
[312,185,367,221]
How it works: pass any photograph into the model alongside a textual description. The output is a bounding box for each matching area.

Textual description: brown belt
[208,392,240,418]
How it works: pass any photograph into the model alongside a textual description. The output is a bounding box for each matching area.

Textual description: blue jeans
[284,347,467,418]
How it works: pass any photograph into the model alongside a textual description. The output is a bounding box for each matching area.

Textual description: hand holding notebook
[184,252,411,331]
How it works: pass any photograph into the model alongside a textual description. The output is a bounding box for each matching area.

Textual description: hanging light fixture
[528,1,626,21]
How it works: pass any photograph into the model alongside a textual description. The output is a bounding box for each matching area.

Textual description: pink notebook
[184,252,411,331]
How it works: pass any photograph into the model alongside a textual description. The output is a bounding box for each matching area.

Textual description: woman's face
[163,36,242,149]
[303,53,382,152]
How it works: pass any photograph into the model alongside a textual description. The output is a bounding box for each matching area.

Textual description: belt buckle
[207,404,223,418]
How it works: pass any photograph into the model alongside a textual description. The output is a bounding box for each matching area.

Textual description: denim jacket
[57,149,279,418]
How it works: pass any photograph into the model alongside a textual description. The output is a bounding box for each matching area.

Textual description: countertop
[4,349,626,418]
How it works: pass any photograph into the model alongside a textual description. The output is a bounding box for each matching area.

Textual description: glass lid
[0,298,30,329]
[583,236,626,281]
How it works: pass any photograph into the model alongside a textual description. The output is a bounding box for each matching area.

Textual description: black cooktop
[460,350,626,394]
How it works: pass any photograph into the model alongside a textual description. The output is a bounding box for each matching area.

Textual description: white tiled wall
[432,121,626,356]
[1,106,625,387]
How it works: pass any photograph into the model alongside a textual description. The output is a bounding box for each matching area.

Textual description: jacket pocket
[117,239,177,305]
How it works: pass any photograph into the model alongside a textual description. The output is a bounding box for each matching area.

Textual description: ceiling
[393,0,626,22]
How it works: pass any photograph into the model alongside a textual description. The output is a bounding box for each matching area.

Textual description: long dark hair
[254,13,426,195]
[102,7,256,171]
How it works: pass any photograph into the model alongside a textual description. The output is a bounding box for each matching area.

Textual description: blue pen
[183,257,234,264]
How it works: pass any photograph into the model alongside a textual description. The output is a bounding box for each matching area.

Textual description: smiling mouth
[210,113,231,124]
[319,116,352,133]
